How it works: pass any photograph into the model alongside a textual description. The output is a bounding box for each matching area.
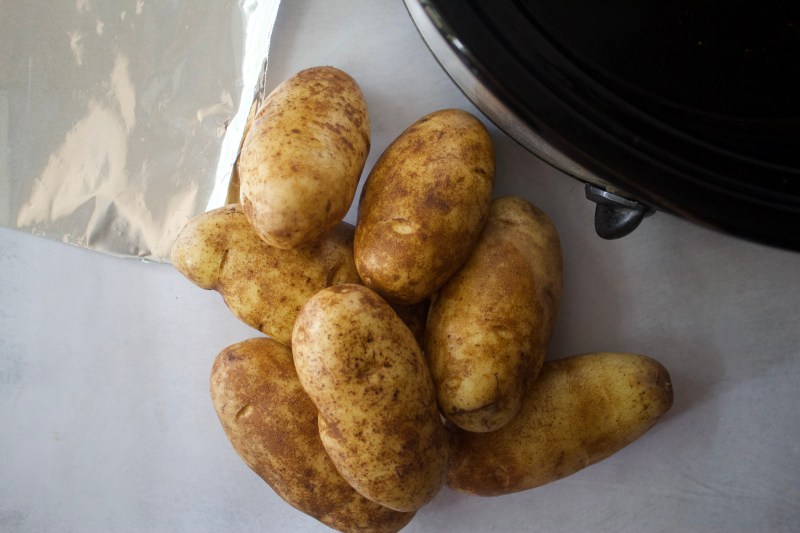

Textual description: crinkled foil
[0,0,281,262]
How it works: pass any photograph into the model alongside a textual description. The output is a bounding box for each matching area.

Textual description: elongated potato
[355,109,494,305]
[292,285,448,512]
[170,204,360,345]
[239,66,370,249]
[426,196,562,432]
[211,338,414,533]
[447,352,674,496]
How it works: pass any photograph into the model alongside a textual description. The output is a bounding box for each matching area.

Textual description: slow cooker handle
[585,184,655,239]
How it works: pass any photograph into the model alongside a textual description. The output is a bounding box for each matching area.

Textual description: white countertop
[2,1,799,531]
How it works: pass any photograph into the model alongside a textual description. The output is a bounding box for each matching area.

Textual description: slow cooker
[404,0,800,250]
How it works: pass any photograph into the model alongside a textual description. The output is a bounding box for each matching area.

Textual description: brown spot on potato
[423,190,451,212]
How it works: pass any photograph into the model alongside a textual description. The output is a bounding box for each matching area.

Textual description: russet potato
[292,284,448,512]
[170,204,360,346]
[210,337,414,533]
[390,299,430,349]
[354,109,494,305]
[426,196,563,432]
[447,352,674,496]
[238,66,370,249]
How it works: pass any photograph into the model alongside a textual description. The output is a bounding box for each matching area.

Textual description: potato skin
[210,338,414,533]
[239,66,370,249]
[292,285,448,512]
[447,352,674,496]
[426,196,563,432]
[355,109,494,305]
[170,204,361,345]
[390,299,430,349]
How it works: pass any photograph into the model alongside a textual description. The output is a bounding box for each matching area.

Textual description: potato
[354,109,495,305]
[390,299,430,349]
[224,97,263,206]
[210,338,414,533]
[238,66,370,249]
[292,284,448,512]
[170,204,360,346]
[426,196,563,432]
[447,352,674,496]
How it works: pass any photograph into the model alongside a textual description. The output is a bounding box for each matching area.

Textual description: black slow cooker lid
[425,0,800,250]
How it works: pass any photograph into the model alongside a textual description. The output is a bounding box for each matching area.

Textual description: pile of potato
[171,66,674,533]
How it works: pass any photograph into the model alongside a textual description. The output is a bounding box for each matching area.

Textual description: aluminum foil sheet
[0,0,281,262]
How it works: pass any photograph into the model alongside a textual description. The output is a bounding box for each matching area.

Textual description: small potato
[211,338,414,533]
[355,109,495,305]
[426,196,562,432]
[170,204,360,346]
[447,352,674,496]
[292,285,448,512]
[238,66,370,249]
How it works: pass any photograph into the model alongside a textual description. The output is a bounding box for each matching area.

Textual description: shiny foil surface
[0,0,281,262]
